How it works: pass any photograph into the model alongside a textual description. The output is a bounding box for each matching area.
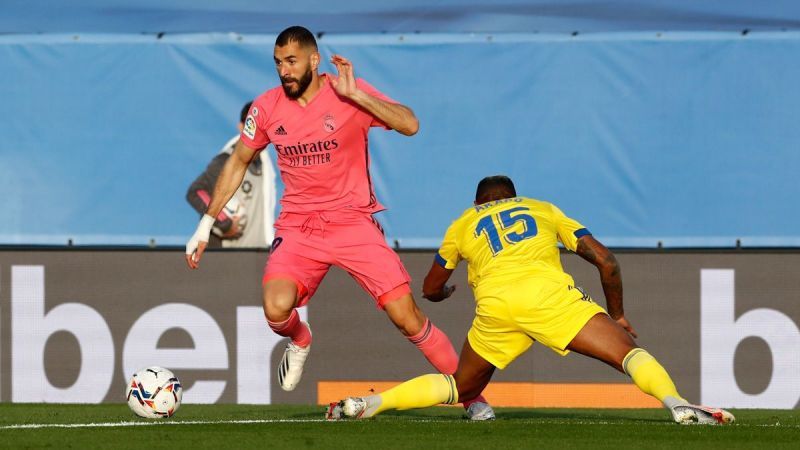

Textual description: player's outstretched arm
[185,140,258,269]
[329,54,419,136]
[575,235,637,337]
[422,261,456,302]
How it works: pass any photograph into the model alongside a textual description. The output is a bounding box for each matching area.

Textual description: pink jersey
[240,74,394,214]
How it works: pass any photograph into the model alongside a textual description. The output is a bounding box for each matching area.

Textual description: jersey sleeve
[551,203,591,252]
[239,96,271,150]
[435,221,462,270]
[355,78,396,129]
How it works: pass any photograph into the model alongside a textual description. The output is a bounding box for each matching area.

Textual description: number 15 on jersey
[475,206,538,256]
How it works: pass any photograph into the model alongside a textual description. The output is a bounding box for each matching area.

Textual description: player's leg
[566,313,733,424]
[452,337,497,420]
[263,277,309,343]
[567,313,686,403]
[382,291,493,417]
[339,215,493,416]
[527,282,687,409]
[262,229,330,391]
[328,297,529,421]
[383,292,453,369]
[262,277,313,392]
[565,312,636,372]
[333,338,496,419]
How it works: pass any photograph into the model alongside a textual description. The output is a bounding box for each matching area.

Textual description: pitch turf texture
[0,405,797,449]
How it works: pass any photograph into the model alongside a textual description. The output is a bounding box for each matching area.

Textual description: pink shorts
[263,211,411,309]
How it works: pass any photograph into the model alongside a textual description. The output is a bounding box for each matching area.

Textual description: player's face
[274,42,317,99]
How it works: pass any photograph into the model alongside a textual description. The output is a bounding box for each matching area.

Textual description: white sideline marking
[0,419,326,430]
[1,418,796,430]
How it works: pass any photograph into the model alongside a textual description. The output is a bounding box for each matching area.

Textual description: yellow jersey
[436,197,590,295]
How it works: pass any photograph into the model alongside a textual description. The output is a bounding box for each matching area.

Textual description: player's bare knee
[262,285,298,322]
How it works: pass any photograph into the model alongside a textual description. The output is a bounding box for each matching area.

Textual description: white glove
[186,214,215,262]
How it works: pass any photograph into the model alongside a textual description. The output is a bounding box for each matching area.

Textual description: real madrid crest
[323,113,336,132]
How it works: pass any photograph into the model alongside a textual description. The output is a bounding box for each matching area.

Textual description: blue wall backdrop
[3,1,800,34]
[1,7,798,247]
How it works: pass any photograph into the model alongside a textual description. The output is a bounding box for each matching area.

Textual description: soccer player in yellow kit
[328,175,734,424]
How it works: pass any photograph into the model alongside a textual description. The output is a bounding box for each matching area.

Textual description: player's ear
[311,52,320,71]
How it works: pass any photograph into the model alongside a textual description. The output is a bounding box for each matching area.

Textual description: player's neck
[295,73,326,107]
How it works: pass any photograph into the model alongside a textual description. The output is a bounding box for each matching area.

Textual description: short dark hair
[475,175,517,204]
[239,101,253,124]
[275,26,318,50]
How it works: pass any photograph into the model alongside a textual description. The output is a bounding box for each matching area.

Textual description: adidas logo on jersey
[275,125,288,136]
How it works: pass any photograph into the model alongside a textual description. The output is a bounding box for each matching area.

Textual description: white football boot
[342,397,368,419]
[325,401,345,421]
[466,401,496,421]
[324,397,369,420]
[670,404,735,425]
[277,322,311,391]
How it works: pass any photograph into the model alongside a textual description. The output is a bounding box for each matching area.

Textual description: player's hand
[330,54,359,99]
[185,240,208,269]
[185,215,215,269]
[425,284,456,302]
[615,316,638,339]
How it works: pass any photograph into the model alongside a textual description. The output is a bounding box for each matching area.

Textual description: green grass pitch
[0,404,798,449]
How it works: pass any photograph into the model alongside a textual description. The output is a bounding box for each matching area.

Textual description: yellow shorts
[467,278,607,369]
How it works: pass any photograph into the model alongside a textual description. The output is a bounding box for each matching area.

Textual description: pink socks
[267,309,312,348]
[407,319,489,408]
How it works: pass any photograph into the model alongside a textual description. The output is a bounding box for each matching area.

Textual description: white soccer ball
[125,366,183,419]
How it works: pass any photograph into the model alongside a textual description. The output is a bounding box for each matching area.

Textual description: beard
[281,67,313,99]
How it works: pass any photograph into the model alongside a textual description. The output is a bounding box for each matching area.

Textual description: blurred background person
[186,101,277,248]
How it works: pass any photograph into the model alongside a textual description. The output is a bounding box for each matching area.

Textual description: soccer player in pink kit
[185,26,493,420]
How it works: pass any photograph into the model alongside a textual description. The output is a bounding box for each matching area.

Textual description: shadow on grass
[273,405,668,424]
[496,409,665,423]
[308,407,666,424]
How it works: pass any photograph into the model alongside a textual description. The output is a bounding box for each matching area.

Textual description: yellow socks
[366,374,458,417]
[361,349,683,418]
[623,348,686,408]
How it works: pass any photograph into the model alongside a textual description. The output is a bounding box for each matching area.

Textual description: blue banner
[1,32,798,247]
[2,1,799,33]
